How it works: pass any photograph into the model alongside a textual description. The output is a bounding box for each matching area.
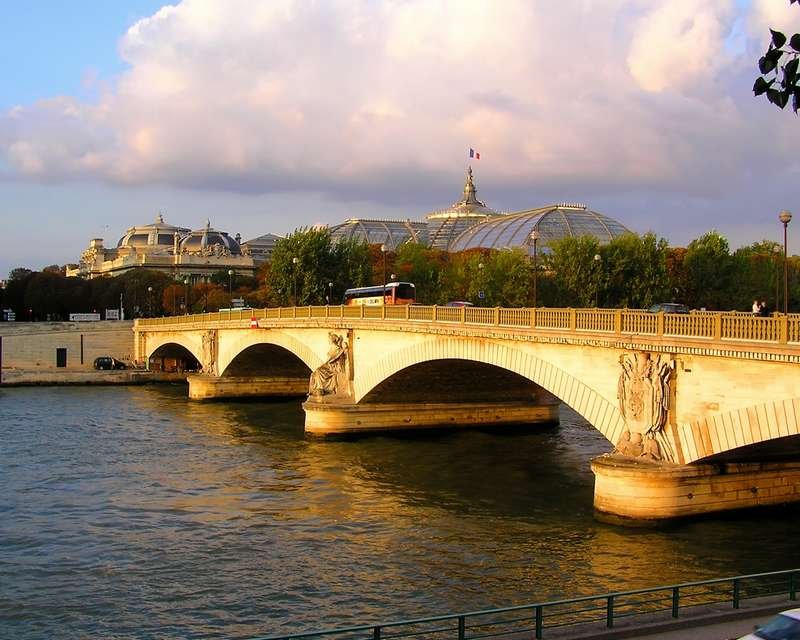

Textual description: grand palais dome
[449,203,631,255]
[178,220,242,255]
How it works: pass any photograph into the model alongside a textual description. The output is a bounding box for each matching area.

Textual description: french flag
[469,147,480,160]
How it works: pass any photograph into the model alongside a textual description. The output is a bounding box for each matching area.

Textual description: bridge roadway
[136,305,800,522]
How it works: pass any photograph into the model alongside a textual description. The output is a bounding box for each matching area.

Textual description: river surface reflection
[0,385,797,639]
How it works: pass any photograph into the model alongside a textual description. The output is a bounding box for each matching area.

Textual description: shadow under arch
[149,342,201,372]
[220,343,312,379]
[146,333,203,367]
[355,337,626,446]
[216,330,320,377]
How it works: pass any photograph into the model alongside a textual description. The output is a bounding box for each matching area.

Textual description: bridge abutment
[591,455,800,523]
[187,374,308,400]
[303,399,560,436]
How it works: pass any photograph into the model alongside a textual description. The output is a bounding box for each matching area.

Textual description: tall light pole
[328,281,333,305]
[593,254,602,308]
[477,262,485,306]
[380,243,387,287]
[529,229,540,308]
[780,210,793,314]
[147,286,153,317]
[774,244,782,313]
[227,269,234,303]
[183,277,190,314]
[292,257,299,306]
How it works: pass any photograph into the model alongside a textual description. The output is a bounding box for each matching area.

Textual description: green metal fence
[255,569,799,640]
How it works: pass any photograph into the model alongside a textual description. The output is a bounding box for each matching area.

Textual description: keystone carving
[201,330,217,375]
[308,332,350,400]
[615,351,673,461]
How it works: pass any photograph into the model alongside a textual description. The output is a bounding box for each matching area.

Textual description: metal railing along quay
[138,306,800,345]
[254,569,800,640]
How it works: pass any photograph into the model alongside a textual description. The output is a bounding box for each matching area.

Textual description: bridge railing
[252,569,800,640]
[137,306,800,345]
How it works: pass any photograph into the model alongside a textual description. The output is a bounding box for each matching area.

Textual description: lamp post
[227,269,234,303]
[328,281,333,305]
[477,262,485,306]
[774,244,782,313]
[779,210,793,314]
[292,257,299,306]
[529,229,540,308]
[380,243,387,286]
[147,286,153,317]
[593,254,602,308]
[183,277,190,314]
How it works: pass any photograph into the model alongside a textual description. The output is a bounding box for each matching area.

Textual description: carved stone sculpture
[308,333,349,398]
[615,351,673,461]
[201,330,217,375]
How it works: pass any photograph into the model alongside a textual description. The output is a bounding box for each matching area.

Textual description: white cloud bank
[0,0,796,202]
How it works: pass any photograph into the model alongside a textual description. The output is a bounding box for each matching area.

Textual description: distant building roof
[328,218,428,250]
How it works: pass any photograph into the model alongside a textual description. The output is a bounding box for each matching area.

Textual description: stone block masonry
[0,321,135,373]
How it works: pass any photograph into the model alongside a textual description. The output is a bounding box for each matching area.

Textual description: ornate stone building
[66,215,257,281]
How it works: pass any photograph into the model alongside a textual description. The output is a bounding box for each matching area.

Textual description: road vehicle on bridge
[647,302,689,314]
[342,282,415,306]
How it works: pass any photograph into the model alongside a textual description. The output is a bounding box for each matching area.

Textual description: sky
[0,0,798,278]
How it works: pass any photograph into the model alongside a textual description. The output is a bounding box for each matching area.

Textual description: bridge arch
[145,333,203,369]
[683,396,800,464]
[355,337,626,445]
[216,330,321,378]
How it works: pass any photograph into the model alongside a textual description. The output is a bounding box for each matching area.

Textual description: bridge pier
[591,455,800,523]
[187,374,308,400]
[302,399,559,436]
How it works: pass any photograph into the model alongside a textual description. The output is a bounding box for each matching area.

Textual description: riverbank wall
[0,321,144,385]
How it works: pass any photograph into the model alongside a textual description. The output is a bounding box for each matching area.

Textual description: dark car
[647,303,689,314]
[94,356,127,370]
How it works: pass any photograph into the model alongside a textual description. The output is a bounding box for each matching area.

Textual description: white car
[738,608,800,639]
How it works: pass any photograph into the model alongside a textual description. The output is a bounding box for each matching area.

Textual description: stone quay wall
[0,321,135,374]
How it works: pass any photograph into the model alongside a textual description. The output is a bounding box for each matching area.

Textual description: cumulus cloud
[0,0,794,203]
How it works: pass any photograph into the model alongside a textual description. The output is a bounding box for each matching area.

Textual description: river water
[0,385,797,639]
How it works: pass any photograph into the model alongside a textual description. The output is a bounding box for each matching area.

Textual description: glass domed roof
[117,213,190,249]
[329,218,428,250]
[425,167,501,250]
[449,203,631,254]
[179,220,242,255]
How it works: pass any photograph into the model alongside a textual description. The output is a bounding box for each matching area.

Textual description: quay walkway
[253,570,799,640]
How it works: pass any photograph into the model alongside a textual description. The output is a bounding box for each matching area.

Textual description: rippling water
[1,385,798,639]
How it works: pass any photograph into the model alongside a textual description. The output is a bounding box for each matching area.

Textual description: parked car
[647,302,689,314]
[93,356,127,370]
[737,608,800,639]
[444,301,474,307]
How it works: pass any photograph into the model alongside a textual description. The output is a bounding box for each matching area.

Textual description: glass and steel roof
[328,218,428,250]
[424,166,501,250]
[449,204,631,254]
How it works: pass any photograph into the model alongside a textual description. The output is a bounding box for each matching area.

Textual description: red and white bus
[342,282,416,306]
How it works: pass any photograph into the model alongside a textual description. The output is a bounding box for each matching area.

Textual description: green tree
[732,240,783,311]
[393,243,448,304]
[683,231,735,310]
[546,236,603,307]
[599,233,670,308]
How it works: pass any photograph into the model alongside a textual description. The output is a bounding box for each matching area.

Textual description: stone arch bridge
[136,305,800,522]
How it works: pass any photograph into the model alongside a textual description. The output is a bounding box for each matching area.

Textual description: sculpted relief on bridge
[307,332,352,402]
[615,351,674,462]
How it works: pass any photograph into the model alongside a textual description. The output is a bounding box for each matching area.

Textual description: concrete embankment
[0,321,181,386]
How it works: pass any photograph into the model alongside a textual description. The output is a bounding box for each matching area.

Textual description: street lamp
[529,229,540,308]
[779,210,793,314]
[774,245,782,313]
[292,257,299,306]
[227,269,234,302]
[380,243,387,286]
[183,277,190,314]
[147,286,153,317]
[593,254,602,308]
[328,281,333,305]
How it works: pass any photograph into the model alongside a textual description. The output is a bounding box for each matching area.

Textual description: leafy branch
[753,1,800,113]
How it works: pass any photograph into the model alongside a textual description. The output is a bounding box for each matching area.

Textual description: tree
[683,231,735,310]
[546,236,603,307]
[393,243,449,304]
[599,233,670,308]
[753,1,800,113]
